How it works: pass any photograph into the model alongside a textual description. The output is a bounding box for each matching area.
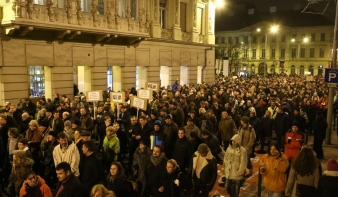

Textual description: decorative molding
[26,0,34,19]
[92,0,98,27]
[154,0,158,21]
[46,0,55,22]
[193,0,197,28]
[198,34,207,43]
[182,32,192,42]
[175,0,179,25]
[161,29,173,39]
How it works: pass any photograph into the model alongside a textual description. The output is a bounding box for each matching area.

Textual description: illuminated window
[29,66,45,98]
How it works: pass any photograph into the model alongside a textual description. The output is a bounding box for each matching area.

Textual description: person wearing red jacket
[284,122,304,162]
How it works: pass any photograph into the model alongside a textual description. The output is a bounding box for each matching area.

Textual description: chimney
[248,8,255,15]
[270,6,276,13]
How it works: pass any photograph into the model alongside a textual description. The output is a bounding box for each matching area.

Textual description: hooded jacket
[19,176,52,197]
[222,134,247,180]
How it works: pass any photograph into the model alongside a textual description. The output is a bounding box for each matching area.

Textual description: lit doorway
[160,66,170,88]
[107,66,122,92]
[180,66,189,85]
[74,66,92,93]
[318,65,323,76]
[197,66,204,84]
[136,66,148,90]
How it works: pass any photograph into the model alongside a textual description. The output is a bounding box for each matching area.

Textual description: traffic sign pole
[326,1,338,145]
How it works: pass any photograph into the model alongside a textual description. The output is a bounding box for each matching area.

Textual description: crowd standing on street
[0,74,338,197]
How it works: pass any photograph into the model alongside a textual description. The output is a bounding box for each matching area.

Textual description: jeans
[267,190,283,197]
[225,179,241,197]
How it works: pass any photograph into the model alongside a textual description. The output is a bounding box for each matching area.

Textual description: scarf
[150,152,165,166]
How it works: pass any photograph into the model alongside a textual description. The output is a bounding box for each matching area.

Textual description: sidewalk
[211,130,338,197]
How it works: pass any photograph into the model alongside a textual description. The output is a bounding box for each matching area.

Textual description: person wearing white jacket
[53,132,80,177]
[222,134,247,197]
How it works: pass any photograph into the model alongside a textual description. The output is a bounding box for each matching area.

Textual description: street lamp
[215,0,224,7]
[291,37,308,70]
[260,25,279,77]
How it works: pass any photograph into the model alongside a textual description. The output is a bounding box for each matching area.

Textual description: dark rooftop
[215,10,334,31]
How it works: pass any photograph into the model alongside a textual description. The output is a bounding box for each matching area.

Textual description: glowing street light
[257,28,261,32]
[303,37,309,43]
[291,38,295,42]
[215,0,224,7]
[270,25,279,33]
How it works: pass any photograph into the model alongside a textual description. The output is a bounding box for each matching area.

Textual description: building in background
[0,0,216,104]
[215,8,333,76]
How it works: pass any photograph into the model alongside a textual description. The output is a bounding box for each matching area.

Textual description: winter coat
[237,125,256,154]
[80,153,102,195]
[52,141,80,177]
[9,157,34,195]
[105,176,134,197]
[203,133,222,157]
[189,148,217,192]
[223,134,247,180]
[172,136,194,171]
[54,174,83,197]
[275,112,290,135]
[145,154,168,191]
[218,116,237,141]
[284,131,303,161]
[261,115,274,137]
[160,168,192,197]
[132,147,151,196]
[313,117,328,141]
[317,170,338,197]
[19,176,52,197]
[184,125,200,138]
[260,153,289,192]
[285,165,320,197]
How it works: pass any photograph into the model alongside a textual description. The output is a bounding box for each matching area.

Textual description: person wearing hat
[313,110,328,159]
[71,118,82,131]
[184,117,201,138]
[188,143,217,197]
[238,116,256,176]
[150,120,167,150]
[222,134,247,197]
[284,122,304,162]
[317,158,338,196]
[163,114,179,159]
[40,130,59,186]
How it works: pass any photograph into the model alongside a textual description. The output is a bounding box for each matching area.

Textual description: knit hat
[13,150,26,158]
[154,120,162,127]
[327,158,338,171]
[197,143,209,154]
[241,116,250,124]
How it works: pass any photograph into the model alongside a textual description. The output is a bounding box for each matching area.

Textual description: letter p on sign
[329,73,337,81]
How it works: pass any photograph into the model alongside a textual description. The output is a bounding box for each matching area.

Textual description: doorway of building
[74,66,92,93]
[180,66,189,86]
[160,66,170,88]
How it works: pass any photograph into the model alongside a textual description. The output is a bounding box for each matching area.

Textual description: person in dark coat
[79,141,102,196]
[145,145,168,197]
[201,129,222,163]
[188,143,217,197]
[21,98,37,119]
[105,161,135,197]
[132,140,152,197]
[159,159,193,197]
[20,113,32,135]
[274,107,290,151]
[189,131,203,152]
[317,158,338,197]
[313,111,328,159]
[54,162,83,197]
[259,110,274,153]
[172,127,194,172]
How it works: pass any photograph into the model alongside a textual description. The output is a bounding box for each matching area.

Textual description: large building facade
[0,0,216,104]
[215,12,334,76]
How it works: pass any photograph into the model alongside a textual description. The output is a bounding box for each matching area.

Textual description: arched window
[318,65,323,76]
[250,64,255,74]
[300,65,305,75]
[291,65,296,75]
[309,65,314,75]
[270,65,275,74]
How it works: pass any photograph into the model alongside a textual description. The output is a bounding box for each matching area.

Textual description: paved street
[210,129,338,197]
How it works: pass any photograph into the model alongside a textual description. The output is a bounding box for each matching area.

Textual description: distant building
[0,0,216,104]
[215,10,333,76]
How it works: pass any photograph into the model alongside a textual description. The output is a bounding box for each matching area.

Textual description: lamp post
[291,37,308,74]
[258,25,278,77]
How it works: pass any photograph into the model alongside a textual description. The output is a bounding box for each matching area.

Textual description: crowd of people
[0,74,337,197]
